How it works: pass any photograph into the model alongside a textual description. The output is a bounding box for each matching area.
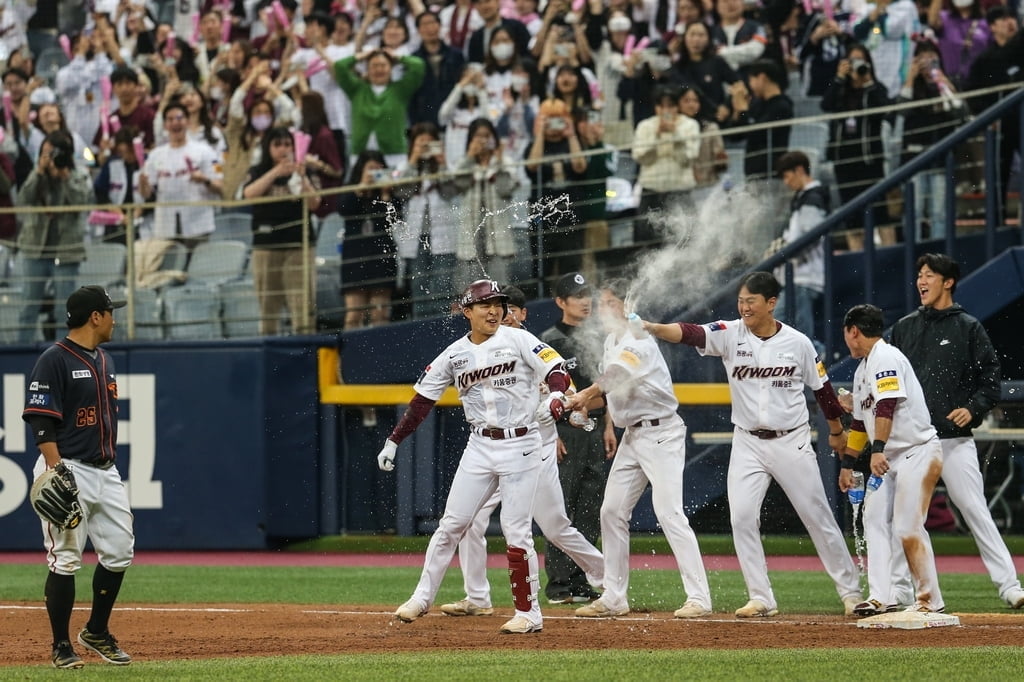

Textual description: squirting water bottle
[569,411,597,432]
[627,313,646,339]
[865,474,883,498]
[848,470,865,505]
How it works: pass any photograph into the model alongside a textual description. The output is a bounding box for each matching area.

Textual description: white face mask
[648,55,672,72]
[951,0,973,7]
[510,74,529,89]
[608,16,631,32]
[463,84,478,97]
[251,114,272,131]
[490,42,514,61]
[210,85,224,100]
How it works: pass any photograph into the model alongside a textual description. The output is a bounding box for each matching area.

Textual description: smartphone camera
[371,168,391,182]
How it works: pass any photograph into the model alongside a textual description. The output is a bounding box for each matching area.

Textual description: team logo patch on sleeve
[28,393,50,407]
[708,321,727,331]
[874,370,899,393]
[816,361,827,378]
[532,343,558,362]
[618,350,641,368]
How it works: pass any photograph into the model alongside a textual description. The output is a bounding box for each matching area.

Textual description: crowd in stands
[0,0,1022,336]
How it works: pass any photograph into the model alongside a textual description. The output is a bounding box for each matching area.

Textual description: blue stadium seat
[220,279,261,338]
[212,212,253,247]
[111,286,165,341]
[186,240,249,286]
[77,243,127,289]
[163,285,223,340]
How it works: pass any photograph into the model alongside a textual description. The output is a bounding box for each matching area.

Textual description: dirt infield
[2,603,1023,665]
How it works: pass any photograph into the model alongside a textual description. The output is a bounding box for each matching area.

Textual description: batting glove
[377,440,398,471]
[536,391,566,426]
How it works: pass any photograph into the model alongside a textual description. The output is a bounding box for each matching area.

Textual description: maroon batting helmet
[460,279,509,309]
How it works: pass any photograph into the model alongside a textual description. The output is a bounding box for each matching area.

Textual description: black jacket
[409,42,466,127]
[889,304,1001,438]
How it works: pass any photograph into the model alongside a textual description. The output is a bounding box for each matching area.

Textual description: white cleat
[674,601,712,619]
[394,598,428,622]
[734,599,779,618]
[499,615,542,634]
[440,599,494,617]
[574,597,630,618]
[1003,588,1024,609]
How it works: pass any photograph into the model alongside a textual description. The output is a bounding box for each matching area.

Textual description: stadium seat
[163,285,223,340]
[790,121,830,159]
[212,212,253,246]
[220,279,261,338]
[77,242,127,289]
[0,287,23,344]
[111,286,165,341]
[792,96,823,119]
[186,240,249,286]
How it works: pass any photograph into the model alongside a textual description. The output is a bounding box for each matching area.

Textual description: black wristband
[840,455,857,470]
[871,439,886,454]
[830,429,844,437]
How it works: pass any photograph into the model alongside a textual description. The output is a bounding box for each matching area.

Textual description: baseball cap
[554,272,591,299]
[501,284,527,309]
[66,286,126,328]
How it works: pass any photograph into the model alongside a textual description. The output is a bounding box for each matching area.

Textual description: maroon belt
[631,418,662,428]
[477,426,529,440]
[744,427,796,440]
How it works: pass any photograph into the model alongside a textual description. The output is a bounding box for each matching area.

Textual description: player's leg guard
[507,546,538,612]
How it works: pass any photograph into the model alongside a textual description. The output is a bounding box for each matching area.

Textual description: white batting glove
[377,440,398,471]
[536,391,566,426]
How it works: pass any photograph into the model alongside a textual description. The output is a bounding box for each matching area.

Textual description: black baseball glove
[30,462,83,531]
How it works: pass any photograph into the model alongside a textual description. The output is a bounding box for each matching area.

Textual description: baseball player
[645,271,862,617]
[567,279,712,619]
[888,255,1024,610]
[378,280,572,634]
[439,285,605,617]
[23,286,135,668]
[839,303,946,613]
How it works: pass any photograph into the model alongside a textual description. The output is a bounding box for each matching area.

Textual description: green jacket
[333,55,426,156]
[15,167,94,262]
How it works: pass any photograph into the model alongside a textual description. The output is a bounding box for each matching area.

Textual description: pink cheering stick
[2,91,12,124]
[109,114,121,134]
[634,37,650,53]
[100,104,110,139]
[59,34,73,60]
[133,136,146,165]
[190,12,201,45]
[571,0,585,11]
[100,75,112,106]
[271,0,291,30]
[292,130,311,164]
[305,57,327,77]
[88,210,125,226]
[823,0,834,20]
[165,32,177,59]
[802,0,813,13]
[623,34,636,57]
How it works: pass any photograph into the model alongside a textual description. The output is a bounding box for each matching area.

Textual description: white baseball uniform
[698,319,861,610]
[597,330,711,612]
[403,324,565,627]
[455,417,606,608]
[852,339,945,611]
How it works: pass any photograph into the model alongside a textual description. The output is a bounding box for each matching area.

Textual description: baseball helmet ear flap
[460,279,509,316]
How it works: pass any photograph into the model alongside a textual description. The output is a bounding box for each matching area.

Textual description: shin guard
[507,546,536,612]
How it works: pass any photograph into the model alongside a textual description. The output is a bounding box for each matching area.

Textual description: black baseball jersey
[23,338,119,467]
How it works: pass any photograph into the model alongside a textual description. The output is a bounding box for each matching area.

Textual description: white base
[856,611,961,629]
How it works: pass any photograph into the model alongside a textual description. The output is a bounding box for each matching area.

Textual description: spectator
[15,130,94,343]
[98,67,156,152]
[572,108,616,280]
[771,150,829,352]
[728,58,792,181]
[549,63,593,111]
[0,146,15,246]
[675,20,740,124]
[92,126,144,245]
[820,43,890,229]
[587,8,634,147]
[494,59,539,161]
[2,67,37,185]
[54,29,117,148]
[333,48,425,168]
[525,97,587,280]
[393,121,459,318]
[926,0,991,89]
[677,84,728,189]
[332,11,357,52]
[453,118,518,288]
[897,39,966,241]
[618,44,686,127]
[206,67,242,127]
[440,0,484,51]
[466,0,531,64]
[967,7,1023,217]
[138,101,223,253]
[632,84,700,245]
[510,0,544,37]
[156,31,201,85]
[195,9,231,83]
[291,11,352,156]
[155,82,227,153]
[336,150,398,329]
[480,26,525,110]
[440,63,493,167]
[409,10,467,127]
[242,126,322,335]
[796,14,853,98]
[710,0,768,73]
[25,103,91,169]
[297,91,345,216]
[852,0,920,99]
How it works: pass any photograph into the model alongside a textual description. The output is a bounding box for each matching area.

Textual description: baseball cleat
[77,628,131,665]
[904,602,944,614]
[674,601,712,619]
[569,587,602,603]
[843,597,862,616]
[52,640,84,669]
[499,615,542,634]
[547,591,573,604]
[734,599,779,618]
[440,599,494,616]
[852,599,899,616]
[574,597,630,618]
[1003,588,1024,609]
[394,598,428,622]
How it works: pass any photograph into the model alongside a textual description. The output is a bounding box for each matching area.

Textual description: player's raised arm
[644,320,707,347]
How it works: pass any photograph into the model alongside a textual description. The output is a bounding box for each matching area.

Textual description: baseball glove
[30,462,83,530]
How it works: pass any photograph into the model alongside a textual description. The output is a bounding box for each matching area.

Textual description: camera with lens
[46,133,76,171]
[850,58,870,77]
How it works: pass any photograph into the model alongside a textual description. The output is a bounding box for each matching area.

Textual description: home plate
[856,611,961,629]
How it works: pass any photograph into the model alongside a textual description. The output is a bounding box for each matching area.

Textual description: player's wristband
[870,439,886,454]
[829,429,844,437]
[840,455,857,470]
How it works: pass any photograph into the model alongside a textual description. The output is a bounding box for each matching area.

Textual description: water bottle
[626,312,646,339]
[865,474,883,497]
[847,470,865,505]
[569,411,597,432]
